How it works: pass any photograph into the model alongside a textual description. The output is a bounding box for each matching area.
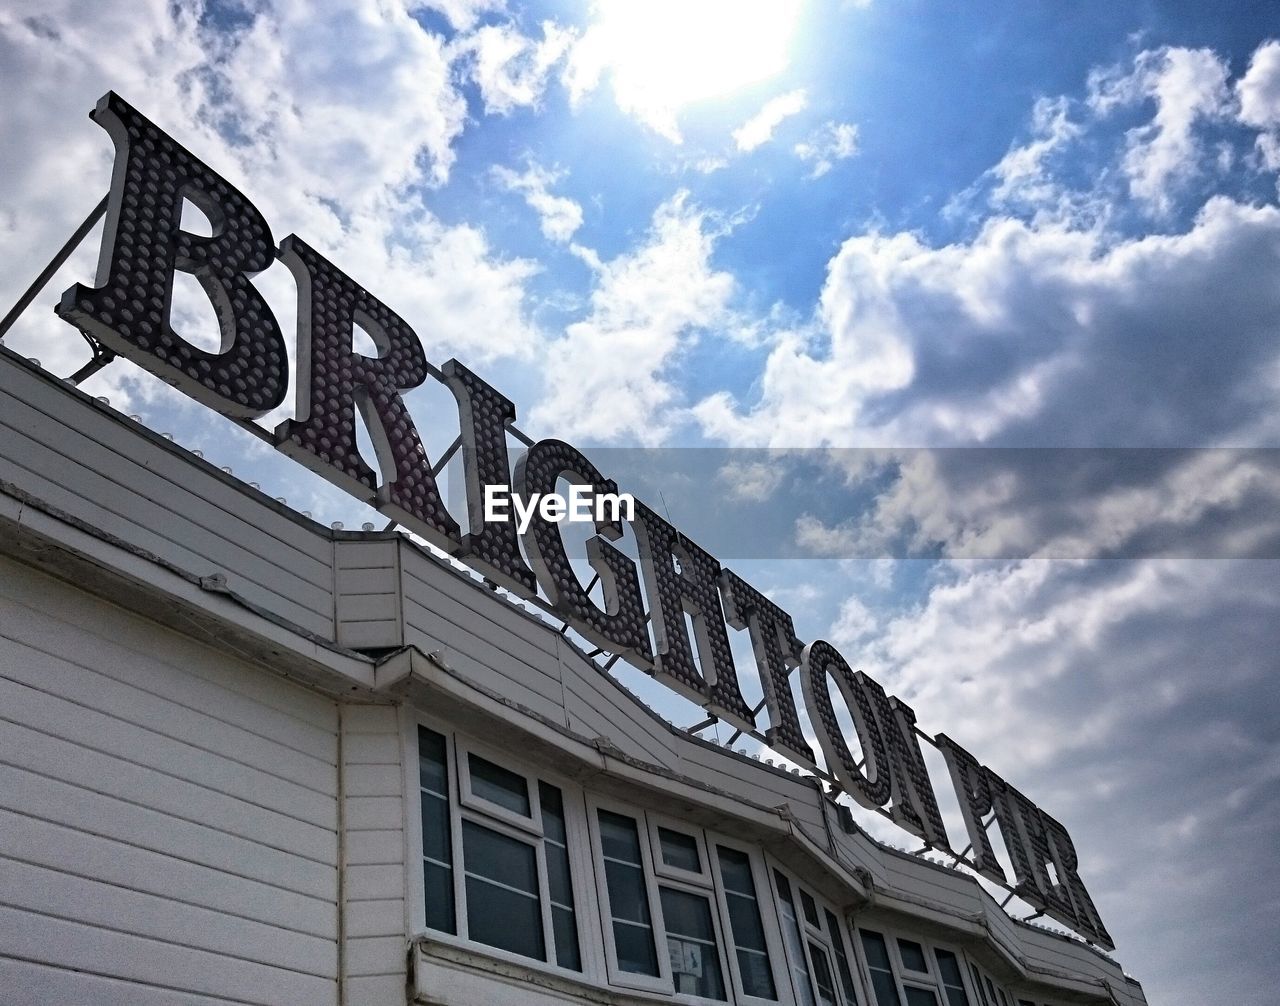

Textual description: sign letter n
[58,92,288,418]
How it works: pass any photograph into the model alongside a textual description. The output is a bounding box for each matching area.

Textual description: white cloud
[716,460,785,501]
[987,96,1084,212]
[1237,40,1280,175]
[458,19,575,116]
[733,89,808,152]
[793,120,860,177]
[830,595,876,648]
[696,196,1280,450]
[1237,39,1280,128]
[411,0,505,31]
[530,192,734,443]
[1088,46,1230,215]
[493,162,584,242]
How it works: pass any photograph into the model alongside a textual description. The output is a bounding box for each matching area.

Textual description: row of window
[415,724,1061,1006]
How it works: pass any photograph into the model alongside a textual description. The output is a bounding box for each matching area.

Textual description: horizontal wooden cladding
[0,558,336,764]
[0,356,335,637]
[340,703,409,993]
[0,558,341,1005]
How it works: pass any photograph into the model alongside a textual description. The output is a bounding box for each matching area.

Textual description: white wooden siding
[340,703,409,1004]
[0,354,336,638]
[0,556,341,1006]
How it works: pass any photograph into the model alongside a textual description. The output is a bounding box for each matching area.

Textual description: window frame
[586,793,678,995]
[648,811,715,885]
[855,925,990,1006]
[768,862,861,1006]
[456,735,544,835]
[709,837,792,1006]
[586,793,766,1005]
[406,712,598,981]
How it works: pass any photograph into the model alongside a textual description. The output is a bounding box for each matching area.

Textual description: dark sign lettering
[48,93,1116,950]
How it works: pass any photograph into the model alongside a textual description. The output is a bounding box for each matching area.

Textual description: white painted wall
[0,557,342,1006]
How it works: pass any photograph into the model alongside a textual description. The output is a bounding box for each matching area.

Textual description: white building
[0,346,1148,1006]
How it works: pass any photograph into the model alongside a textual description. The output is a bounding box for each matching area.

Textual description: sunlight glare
[586,0,803,140]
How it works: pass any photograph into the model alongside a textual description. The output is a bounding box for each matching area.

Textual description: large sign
[51,92,1114,949]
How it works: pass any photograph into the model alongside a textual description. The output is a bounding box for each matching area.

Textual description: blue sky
[3,1,1280,1002]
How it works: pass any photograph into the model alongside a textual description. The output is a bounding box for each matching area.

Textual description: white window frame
[456,735,544,835]
[708,836,794,1006]
[586,793,675,995]
[587,793,757,1006]
[648,811,714,884]
[890,933,943,1004]
[768,862,860,1006]
[854,924,990,1006]
[405,712,600,982]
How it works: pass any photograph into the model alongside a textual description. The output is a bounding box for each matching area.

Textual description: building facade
[0,347,1147,1006]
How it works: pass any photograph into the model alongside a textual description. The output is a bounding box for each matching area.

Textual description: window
[717,846,779,1001]
[966,964,1013,1006]
[825,909,861,1006]
[895,937,939,1006]
[416,726,583,971]
[418,726,455,935]
[591,801,784,1002]
[934,950,971,1006]
[860,931,902,1006]
[598,809,663,979]
[594,806,733,1000]
[774,869,860,1006]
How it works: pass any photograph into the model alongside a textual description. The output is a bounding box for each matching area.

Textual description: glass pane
[775,872,817,1006]
[824,910,858,1003]
[906,989,940,1006]
[598,811,659,976]
[870,971,903,1006]
[616,918,660,976]
[424,861,455,934]
[538,782,580,971]
[421,793,451,863]
[468,752,531,816]
[970,965,991,1006]
[658,826,702,872]
[716,848,776,999]
[605,860,651,924]
[461,819,543,959]
[599,809,644,863]
[539,782,568,843]
[861,932,903,1006]
[546,845,574,906]
[418,726,448,797]
[718,846,756,894]
[727,893,769,952]
[800,890,821,928]
[552,905,581,972]
[739,947,779,1001]
[935,950,971,1006]
[661,887,717,942]
[465,873,544,959]
[898,939,929,973]
[463,820,538,893]
[418,727,454,934]
[808,942,838,1006]
[860,931,892,971]
[661,887,726,1000]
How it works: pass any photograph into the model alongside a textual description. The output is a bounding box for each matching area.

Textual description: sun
[579,0,804,140]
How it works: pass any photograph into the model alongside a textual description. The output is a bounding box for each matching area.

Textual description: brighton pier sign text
[46,93,1114,949]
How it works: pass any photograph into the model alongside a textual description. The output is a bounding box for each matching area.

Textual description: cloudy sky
[3,1,1279,1002]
